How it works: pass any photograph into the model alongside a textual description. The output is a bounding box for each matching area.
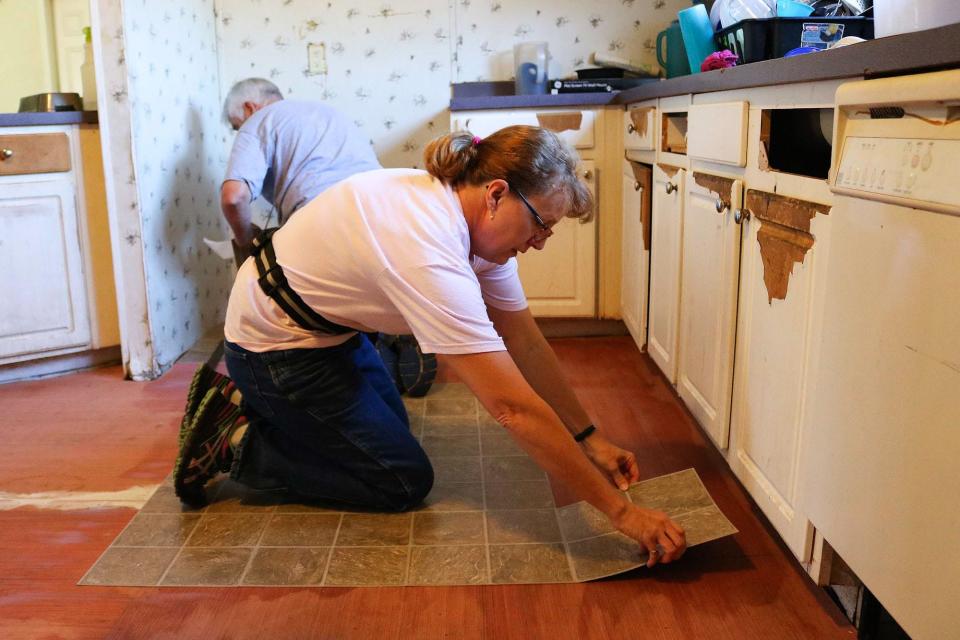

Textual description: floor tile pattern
[81,384,736,587]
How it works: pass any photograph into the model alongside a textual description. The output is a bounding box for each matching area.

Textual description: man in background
[220,77,381,253]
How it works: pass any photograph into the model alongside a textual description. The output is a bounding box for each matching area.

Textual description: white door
[727,190,825,560]
[52,0,91,95]
[620,160,649,349]
[647,165,685,382]
[0,179,91,362]
[676,174,743,449]
[517,160,597,317]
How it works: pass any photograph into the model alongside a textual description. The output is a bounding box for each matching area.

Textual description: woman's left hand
[580,433,640,491]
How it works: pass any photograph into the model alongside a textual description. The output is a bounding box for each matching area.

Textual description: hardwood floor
[0,337,853,639]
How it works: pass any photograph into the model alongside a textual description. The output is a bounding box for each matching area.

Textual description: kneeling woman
[178,126,686,566]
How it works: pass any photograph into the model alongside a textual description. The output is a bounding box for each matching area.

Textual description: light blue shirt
[224,100,381,223]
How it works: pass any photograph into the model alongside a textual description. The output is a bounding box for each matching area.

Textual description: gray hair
[222,78,284,123]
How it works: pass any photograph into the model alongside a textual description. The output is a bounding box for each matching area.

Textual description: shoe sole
[174,388,242,508]
[179,364,229,448]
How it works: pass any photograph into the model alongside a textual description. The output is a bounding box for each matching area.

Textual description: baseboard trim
[0,346,122,385]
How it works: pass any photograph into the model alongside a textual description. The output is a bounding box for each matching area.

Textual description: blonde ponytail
[423,131,481,185]
[423,125,594,221]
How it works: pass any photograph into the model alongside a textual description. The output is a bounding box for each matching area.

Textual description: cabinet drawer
[624,105,656,151]
[453,109,596,149]
[687,102,748,166]
[0,133,72,176]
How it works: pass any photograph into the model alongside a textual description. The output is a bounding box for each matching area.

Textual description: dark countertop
[0,111,99,127]
[451,23,960,111]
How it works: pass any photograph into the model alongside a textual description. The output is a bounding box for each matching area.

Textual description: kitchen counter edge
[0,112,99,127]
[451,23,960,111]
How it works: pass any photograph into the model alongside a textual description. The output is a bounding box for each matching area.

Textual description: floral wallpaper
[97,0,234,378]
[214,0,689,169]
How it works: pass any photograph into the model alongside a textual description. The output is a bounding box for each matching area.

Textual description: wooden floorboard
[0,337,854,639]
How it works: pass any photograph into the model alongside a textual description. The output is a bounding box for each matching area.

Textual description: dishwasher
[798,69,960,640]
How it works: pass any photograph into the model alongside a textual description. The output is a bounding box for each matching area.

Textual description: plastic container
[81,26,98,111]
[710,0,775,30]
[776,0,814,18]
[656,20,690,79]
[873,0,960,38]
[715,17,873,64]
[678,4,718,74]
[513,42,549,95]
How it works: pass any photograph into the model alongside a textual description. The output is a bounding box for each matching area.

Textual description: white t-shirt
[224,168,528,354]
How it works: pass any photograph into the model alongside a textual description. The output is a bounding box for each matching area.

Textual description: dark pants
[223,335,433,511]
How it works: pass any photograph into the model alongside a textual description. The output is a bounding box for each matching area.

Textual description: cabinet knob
[627,123,636,134]
[734,208,751,224]
[582,169,593,181]
[665,182,677,195]
[634,181,642,192]
[0,148,13,160]
[715,198,728,214]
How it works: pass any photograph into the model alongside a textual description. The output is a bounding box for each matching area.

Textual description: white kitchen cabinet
[0,178,91,361]
[451,108,597,150]
[623,102,656,152]
[451,108,610,317]
[647,164,685,382]
[676,173,743,449]
[726,188,831,561]
[0,124,117,370]
[516,160,597,317]
[687,101,749,167]
[620,159,650,349]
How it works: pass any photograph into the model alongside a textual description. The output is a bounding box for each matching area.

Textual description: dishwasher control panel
[833,136,960,212]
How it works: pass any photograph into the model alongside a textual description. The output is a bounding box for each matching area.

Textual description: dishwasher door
[798,70,960,640]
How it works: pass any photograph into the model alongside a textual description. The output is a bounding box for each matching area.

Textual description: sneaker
[396,336,437,398]
[174,384,247,508]
[179,363,231,448]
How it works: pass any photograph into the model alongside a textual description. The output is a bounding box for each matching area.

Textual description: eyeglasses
[513,188,550,233]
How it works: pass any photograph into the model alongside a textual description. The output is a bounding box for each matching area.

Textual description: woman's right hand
[613,504,687,567]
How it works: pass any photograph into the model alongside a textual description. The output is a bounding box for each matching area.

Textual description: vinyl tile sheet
[81,384,737,587]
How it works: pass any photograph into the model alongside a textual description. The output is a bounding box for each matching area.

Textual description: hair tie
[472,136,482,147]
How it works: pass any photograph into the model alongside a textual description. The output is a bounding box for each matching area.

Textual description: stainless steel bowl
[18,92,84,113]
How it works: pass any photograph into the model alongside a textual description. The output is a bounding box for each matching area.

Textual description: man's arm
[485,305,641,490]
[220,180,256,248]
[441,349,686,566]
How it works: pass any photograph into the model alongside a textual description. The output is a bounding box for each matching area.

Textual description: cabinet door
[647,165,685,382]
[624,105,656,151]
[0,180,91,362]
[452,109,596,150]
[621,160,650,349]
[677,174,743,449]
[516,160,597,317]
[727,190,827,561]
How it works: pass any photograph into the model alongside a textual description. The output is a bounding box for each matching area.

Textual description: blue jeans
[223,335,433,511]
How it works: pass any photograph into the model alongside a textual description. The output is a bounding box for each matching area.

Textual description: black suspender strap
[250,228,354,335]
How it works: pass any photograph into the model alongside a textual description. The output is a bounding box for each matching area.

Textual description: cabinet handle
[0,148,13,160]
[627,123,636,134]
[582,169,593,181]
[715,198,728,214]
[665,182,677,195]
[734,208,751,224]
[634,181,642,192]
